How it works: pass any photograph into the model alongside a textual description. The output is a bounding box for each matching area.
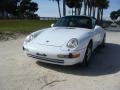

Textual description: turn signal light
[69,53,80,58]
[57,53,80,58]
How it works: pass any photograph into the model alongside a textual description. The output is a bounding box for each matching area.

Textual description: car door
[98,26,105,44]
[91,19,100,49]
[94,26,102,45]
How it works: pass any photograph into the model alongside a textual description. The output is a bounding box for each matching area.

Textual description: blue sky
[33,0,120,20]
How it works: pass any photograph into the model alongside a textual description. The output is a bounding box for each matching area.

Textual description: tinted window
[54,16,92,29]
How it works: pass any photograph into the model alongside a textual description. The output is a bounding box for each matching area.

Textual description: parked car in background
[111,22,117,27]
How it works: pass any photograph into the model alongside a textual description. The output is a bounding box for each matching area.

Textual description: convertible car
[23,16,106,66]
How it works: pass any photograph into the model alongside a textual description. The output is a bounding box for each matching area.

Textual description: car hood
[32,27,91,47]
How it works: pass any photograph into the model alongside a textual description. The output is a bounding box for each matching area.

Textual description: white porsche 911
[23,16,106,66]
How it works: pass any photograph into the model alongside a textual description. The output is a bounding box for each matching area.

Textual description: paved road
[0,31,120,90]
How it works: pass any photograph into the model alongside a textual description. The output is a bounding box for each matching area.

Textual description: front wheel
[100,35,106,48]
[82,43,92,66]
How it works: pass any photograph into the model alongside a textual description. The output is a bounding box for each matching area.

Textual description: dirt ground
[0,31,120,90]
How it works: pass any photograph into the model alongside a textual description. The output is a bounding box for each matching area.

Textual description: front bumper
[23,44,86,65]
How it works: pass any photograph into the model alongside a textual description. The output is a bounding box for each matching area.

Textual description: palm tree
[83,0,88,15]
[93,0,109,22]
[100,0,109,21]
[91,0,97,17]
[51,0,61,18]
[87,0,92,16]
[63,0,109,22]
[65,0,83,15]
[56,0,61,18]
[65,0,76,15]
[77,0,83,15]
[65,0,76,8]
[74,0,83,15]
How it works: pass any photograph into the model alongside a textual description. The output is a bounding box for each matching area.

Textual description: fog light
[57,54,69,58]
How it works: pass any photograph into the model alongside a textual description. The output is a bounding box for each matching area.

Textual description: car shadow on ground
[36,43,120,76]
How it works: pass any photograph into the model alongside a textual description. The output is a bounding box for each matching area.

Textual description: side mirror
[94,25,100,30]
[51,23,54,27]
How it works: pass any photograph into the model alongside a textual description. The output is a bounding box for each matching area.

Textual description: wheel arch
[88,39,93,51]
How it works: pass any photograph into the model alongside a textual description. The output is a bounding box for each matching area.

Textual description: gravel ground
[0,31,120,90]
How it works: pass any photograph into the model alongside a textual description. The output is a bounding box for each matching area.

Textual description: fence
[40,17,59,20]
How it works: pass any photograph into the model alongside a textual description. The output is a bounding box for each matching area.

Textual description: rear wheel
[82,42,92,66]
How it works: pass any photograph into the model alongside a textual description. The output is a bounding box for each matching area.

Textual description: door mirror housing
[94,25,100,30]
[51,23,54,27]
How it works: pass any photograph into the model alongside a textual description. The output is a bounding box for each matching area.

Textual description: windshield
[54,16,92,29]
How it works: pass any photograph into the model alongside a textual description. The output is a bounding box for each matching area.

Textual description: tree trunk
[93,7,96,17]
[57,1,61,18]
[83,0,87,15]
[75,7,77,15]
[72,8,73,15]
[90,6,92,16]
[100,9,103,22]
[80,7,82,15]
[88,7,90,16]
[84,6,87,15]
[63,0,66,16]
[79,7,81,15]
[97,8,99,20]
[97,8,101,24]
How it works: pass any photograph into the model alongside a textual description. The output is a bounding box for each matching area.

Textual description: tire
[82,42,92,66]
[100,35,106,48]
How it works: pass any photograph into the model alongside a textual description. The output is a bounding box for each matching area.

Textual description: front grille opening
[28,54,64,64]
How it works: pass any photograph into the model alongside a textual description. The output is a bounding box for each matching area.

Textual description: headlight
[24,30,44,44]
[67,38,78,49]
[25,34,34,43]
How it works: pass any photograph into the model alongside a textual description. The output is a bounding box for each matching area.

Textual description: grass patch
[0,20,55,33]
